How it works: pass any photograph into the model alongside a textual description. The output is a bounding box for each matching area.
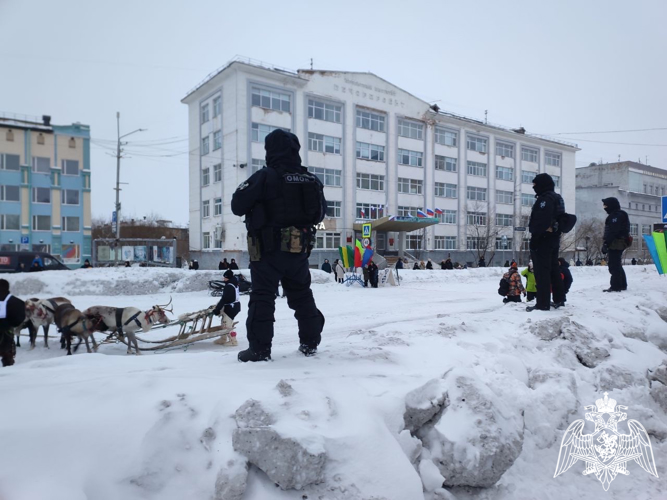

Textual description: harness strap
[124,310,142,329]
[59,316,82,335]
[115,308,125,332]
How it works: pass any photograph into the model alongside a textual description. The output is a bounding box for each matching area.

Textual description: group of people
[321,259,379,288]
[218,258,239,271]
[500,257,573,305]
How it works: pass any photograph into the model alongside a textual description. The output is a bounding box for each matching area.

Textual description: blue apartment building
[0,113,91,267]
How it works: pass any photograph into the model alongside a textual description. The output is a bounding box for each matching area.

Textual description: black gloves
[601,244,608,255]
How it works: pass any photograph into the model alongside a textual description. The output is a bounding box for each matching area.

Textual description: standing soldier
[526,173,566,311]
[0,279,26,367]
[601,197,630,292]
[231,129,326,362]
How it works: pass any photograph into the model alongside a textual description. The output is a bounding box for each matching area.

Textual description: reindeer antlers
[156,296,173,313]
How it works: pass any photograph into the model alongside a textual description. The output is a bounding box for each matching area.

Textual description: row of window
[202,198,224,218]
[0,154,80,175]
[629,201,660,213]
[643,184,666,196]
[0,214,80,232]
[0,186,81,205]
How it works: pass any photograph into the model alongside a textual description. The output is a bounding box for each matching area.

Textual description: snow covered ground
[0,265,665,500]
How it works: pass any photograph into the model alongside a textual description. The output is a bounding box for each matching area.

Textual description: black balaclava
[602,197,621,214]
[265,129,302,170]
[532,173,555,195]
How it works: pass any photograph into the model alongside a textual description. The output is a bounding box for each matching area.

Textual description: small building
[576,161,665,259]
[0,113,91,267]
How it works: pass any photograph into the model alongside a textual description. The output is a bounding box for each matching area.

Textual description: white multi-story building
[182,58,578,268]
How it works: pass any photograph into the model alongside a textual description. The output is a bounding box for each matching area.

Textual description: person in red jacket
[502,262,527,303]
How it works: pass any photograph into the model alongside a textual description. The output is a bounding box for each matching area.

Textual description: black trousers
[0,329,16,367]
[503,295,521,303]
[531,239,565,310]
[526,291,536,302]
[247,251,324,354]
[608,250,627,291]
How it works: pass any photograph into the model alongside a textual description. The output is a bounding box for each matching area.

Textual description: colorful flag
[435,208,443,214]
[354,239,364,268]
[417,210,428,218]
[426,208,435,217]
[643,235,663,274]
[362,246,374,267]
[360,209,366,218]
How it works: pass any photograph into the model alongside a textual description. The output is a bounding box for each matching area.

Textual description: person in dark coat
[526,173,566,312]
[229,259,239,270]
[413,262,420,270]
[321,259,332,273]
[219,258,229,270]
[631,257,637,265]
[504,260,510,267]
[29,260,43,272]
[426,259,433,270]
[212,270,241,346]
[362,265,369,287]
[189,260,199,270]
[478,257,486,268]
[368,261,379,288]
[81,259,92,269]
[558,257,573,302]
[576,259,582,266]
[231,129,325,362]
[0,279,26,367]
[601,197,630,292]
[396,259,403,270]
[444,258,453,270]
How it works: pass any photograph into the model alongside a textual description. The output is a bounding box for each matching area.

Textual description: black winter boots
[237,349,271,362]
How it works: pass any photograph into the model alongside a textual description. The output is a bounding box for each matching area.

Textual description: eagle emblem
[554,392,658,491]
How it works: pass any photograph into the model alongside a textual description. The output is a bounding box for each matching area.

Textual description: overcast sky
[1,0,665,226]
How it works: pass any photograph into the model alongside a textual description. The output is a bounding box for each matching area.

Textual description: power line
[552,127,667,135]
[558,138,667,147]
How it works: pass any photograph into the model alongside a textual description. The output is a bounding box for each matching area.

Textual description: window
[32,215,51,231]
[467,135,487,153]
[62,159,79,176]
[398,149,423,167]
[522,170,536,184]
[545,151,561,167]
[213,130,222,151]
[214,198,222,216]
[552,175,560,188]
[326,201,341,218]
[467,212,487,225]
[203,232,211,249]
[0,153,20,171]
[356,142,385,162]
[522,147,539,163]
[201,136,209,155]
[643,224,652,235]
[495,237,513,250]
[496,214,513,226]
[0,214,20,230]
[398,177,423,194]
[251,87,291,112]
[406,234,422,250]
[496,190,513,205]
[630,223,639,236]
[309,167,342,187]
[308,99,342,123]
[252,123,288,143]
[467,237,485,250]
[251,159,266,174]
[214,235,222,249]
[213,96,221,117]
[213,163,222,182]
[467,161,487,177]
[435,155,457,172]
[435,127,457,147]
[356,109,385,132]
[62,189,79,205]
[62,216,80,232]
[69,137,76,149]
[435,182,457,198]
[496,166,514,181]
[33,156,51,174]
[308,133,341,154]
[357,203,385,219]
[467,186,487,201]
[521,193,534,207]
[202,200,210,218]
[32,187,51,204]
[202,168,210,186]
[356,173,385,191]
[398,119,423,140]
[435,236,457,249]
[521,239,531,251]
[439,210,457,224]
[315,232,341,249]
[201,104,209,123]
[496,142,514,158]
[0,185,19,202]
[5,130,13,142]
[397,206,421,217]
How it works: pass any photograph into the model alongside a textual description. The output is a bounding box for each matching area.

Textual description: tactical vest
[264,168,326,228]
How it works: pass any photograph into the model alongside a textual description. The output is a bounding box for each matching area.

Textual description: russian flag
[407,212,414,218]
[426,208,435,217]
[435,207,443,214]
[360,209,366,218]
[417,210,428,218]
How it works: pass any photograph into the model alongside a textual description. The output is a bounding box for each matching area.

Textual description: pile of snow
[0,265,665,499]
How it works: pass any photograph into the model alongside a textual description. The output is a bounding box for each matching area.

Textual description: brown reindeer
[54,303,98,355]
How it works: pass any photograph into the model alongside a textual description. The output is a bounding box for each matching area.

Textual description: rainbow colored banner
[653,232,667,275]
[642,235,663,274]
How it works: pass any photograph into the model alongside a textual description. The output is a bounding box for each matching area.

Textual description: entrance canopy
[353,216,439,233]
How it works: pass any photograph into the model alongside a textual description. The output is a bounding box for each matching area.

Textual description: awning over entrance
[353,216,440,233]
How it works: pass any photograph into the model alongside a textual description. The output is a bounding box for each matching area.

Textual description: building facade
[0,113,92,267]
[576,161,665,260]
[182,58,578,268]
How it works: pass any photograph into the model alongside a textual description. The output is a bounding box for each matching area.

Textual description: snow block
[529,317,569,341]
[417,370,524,488]
[396,429,422,465]
[596,364,648,391]
[403,378,449,433]
[650,383,667,414]
[234,399,274,428]
[232,427,326,490]
[648,361,667,387]
[214,459,248,500]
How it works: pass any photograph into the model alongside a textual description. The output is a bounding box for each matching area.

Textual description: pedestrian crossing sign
[362,223,372,238]
[662,196,667,223]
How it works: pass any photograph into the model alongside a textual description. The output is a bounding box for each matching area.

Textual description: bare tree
[568,217,605,263]
[465,201,502,265]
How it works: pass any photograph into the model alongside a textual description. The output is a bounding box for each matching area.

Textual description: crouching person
[502,263,526,304]
[212,270,240,346]
[0,279,26,367]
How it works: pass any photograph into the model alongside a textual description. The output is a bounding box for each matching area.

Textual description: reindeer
[54,303,98,355]
[19,297,72,349]
[83,298,173,355]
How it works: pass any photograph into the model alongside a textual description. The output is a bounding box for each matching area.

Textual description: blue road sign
[662,196,667,223]
[20,236,29,244]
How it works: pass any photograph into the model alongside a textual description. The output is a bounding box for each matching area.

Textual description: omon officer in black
[231,129,326,362]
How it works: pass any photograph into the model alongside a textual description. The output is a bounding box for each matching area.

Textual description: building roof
[577,161,667,176]
[0,112,52,132]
